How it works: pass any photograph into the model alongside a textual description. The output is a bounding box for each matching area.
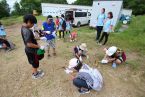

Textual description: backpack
[122,52,127,62]
[61,18,66,30]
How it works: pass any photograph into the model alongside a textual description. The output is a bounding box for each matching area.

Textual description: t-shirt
[0,25,6,36]
[21,26,38,53]
[42,22,55,32]
[97,13,106,26]
[103,18,114,33]
[66,21,71,31]
[42,22,55,40]
[58,18,64,30]
[55,19,59,26]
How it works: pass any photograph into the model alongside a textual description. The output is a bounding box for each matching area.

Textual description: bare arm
[26,43,40,48]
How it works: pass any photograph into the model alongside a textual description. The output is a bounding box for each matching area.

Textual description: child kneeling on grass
[101,46,126,68]
[21,14,45,79]
[73,43,89,61]
[65,58,103,94]
[41,15,56,57]
[70,31,77,42]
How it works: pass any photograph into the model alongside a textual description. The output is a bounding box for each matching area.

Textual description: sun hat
[79,43,87,51]
[68,58,79,69]
[37,49,45,55]
[106,46,117,56]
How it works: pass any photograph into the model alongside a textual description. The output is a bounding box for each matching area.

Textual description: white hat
[106,46,117,56]
[79,43,87,51]
[68,58,79,69]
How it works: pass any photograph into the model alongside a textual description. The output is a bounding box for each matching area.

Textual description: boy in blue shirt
[42,15,56,57]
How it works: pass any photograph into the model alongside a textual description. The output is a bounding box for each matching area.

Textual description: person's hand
[40,46,45,50]
[79,56,83,62]
[45,31,51,34]
[87,55,89,59]
[103,48,107,52]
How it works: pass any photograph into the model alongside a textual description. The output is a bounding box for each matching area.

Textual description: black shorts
[25,50,44,68]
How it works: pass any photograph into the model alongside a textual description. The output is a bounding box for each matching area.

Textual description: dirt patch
[0,21,145,97]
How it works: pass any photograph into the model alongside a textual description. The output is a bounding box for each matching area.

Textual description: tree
[0,0,10,18]
[11,2,22,15]
[42,0,67,4]
[20,0,42,14]
[73,0,93,6]
[123,0,145,15]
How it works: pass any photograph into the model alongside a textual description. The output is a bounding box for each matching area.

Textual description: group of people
[96,8,114,45]
[56,14,77,42]
[20,8,127,94]
[21,14,77,79]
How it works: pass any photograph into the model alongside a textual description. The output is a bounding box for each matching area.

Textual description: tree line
[0,0,145,18]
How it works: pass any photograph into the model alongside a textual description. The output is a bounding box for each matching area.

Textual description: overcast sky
[6,0,77,9]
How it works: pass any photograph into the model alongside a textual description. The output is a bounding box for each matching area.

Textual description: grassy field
[0,15,145,97]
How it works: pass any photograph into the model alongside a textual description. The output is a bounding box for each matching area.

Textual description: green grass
[110,15,145,54]
[0,15,46,26]
[0,16,23,26]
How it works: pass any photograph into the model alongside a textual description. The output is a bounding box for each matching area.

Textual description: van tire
[77,22,81,27]
[88,20,90,24]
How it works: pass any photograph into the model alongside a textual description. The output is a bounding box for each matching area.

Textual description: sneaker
[32,70,45,79]
[98,43,102,46]
[78,88,90,94]
[48,54,51,57]
[53,53,56,56]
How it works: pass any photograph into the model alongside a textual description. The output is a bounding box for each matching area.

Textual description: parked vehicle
[65,9,91,27]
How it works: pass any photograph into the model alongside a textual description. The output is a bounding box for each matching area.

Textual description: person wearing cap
[21,14,45,79]
[73,43,88,60]
[42,15,56,57]
[65,58,103,94]
[65,58,83,74]
[101,46,126,68]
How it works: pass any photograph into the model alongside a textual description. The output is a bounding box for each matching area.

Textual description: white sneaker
[32,70,44,79]
[78,89,90,94]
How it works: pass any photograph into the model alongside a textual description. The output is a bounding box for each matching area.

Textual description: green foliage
[20,0,42,14]
[73,0,93,6]
[42,0,67,4]
[11,2,22,16]
[12,0,68,16]
[0,0,10,18]
[123,0,145,15]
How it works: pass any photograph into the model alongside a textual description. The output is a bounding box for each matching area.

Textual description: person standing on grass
[55,16,59,34]
[21,14,45,79]
[58,14,66,39]
[96,8,106,42]
[66,17,72,35]
[42,15,56,57]
[98,12,114,45]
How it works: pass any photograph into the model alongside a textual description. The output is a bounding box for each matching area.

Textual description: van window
[75,12,87,17]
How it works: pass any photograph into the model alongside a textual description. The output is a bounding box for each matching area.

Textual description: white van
[65,9,91,27]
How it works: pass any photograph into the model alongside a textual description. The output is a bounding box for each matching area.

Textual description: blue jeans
[73,78,91,90]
